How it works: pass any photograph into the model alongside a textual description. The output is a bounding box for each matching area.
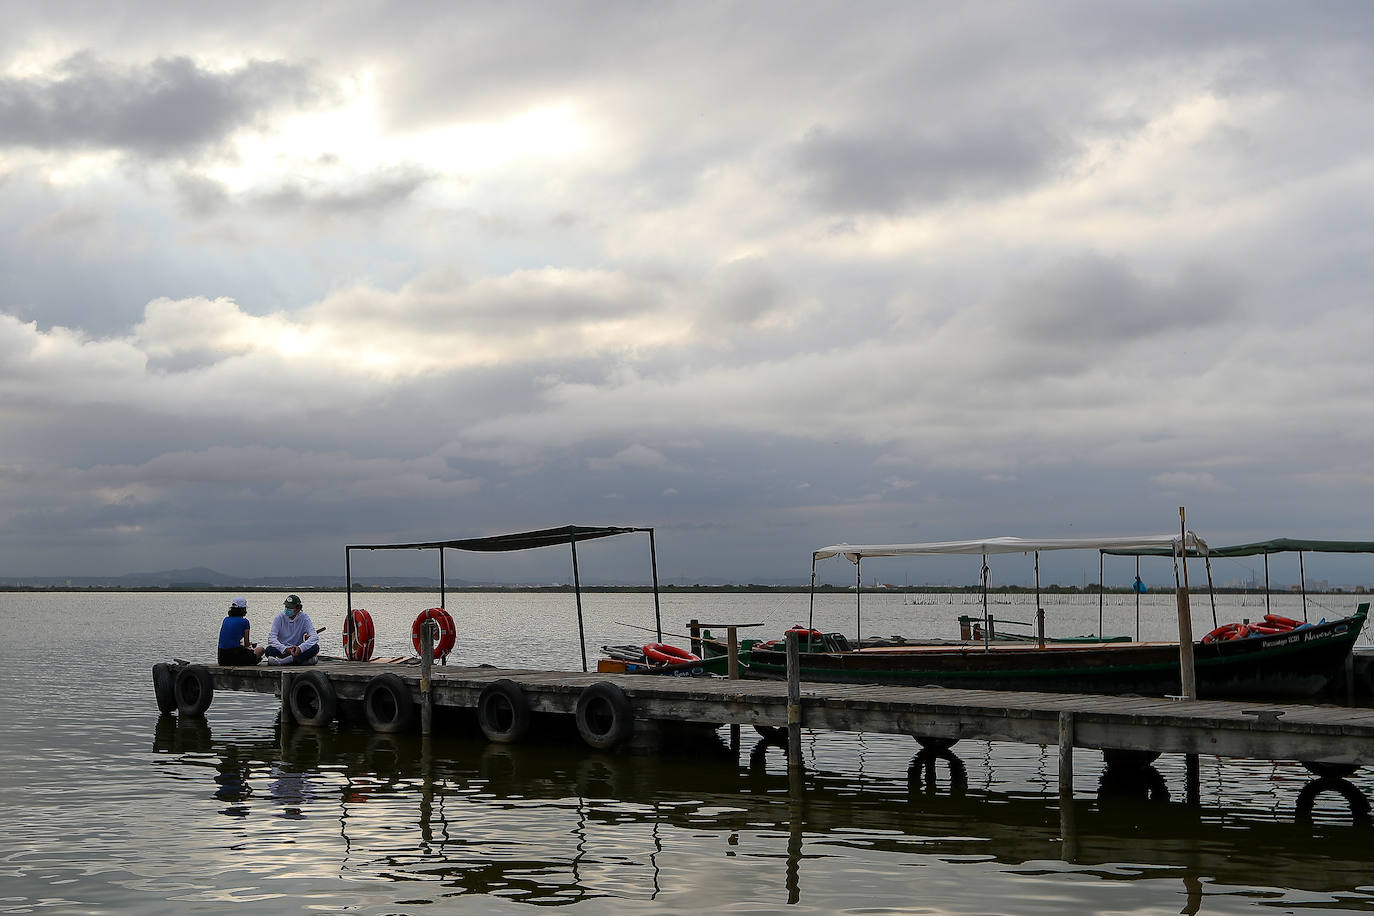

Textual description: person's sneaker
[266,655,289,665]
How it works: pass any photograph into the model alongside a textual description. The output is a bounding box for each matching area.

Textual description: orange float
[411,607,457,659]
[343,608,376,662]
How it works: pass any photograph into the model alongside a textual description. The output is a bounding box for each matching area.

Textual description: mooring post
[786,629,803,772]
[689,619,702,659]
[728,624,741,750]
[1057,710,1074,800]
[1058,710,1077,862]
[420,619,435,737]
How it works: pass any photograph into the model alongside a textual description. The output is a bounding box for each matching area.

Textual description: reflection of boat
[746,533,1370,699]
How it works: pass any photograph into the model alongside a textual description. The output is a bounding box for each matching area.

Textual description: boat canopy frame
[345,524,662,672]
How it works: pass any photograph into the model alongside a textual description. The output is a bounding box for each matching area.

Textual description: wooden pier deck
[196,660,1374,770]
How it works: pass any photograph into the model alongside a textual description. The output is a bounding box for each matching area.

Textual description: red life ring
[412,608,456,659]
[1264,614,1303,630]
[1201,622,1246,644]
[343,608,376,661]
[643,643,700,664]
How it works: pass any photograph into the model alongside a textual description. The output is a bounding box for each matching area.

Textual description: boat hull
[745,609,1367,699]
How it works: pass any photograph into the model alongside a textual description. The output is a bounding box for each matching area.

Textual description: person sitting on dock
[217,596,265,666]
[265,594,320,666]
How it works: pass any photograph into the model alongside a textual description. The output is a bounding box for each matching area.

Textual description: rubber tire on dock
[287,670,338,727]
[174,665,214,717]
[478,679,532,743]
[574,682,634,750]
[363,673,415,734]
[152,662,177,714]
[1301,760,1360,779]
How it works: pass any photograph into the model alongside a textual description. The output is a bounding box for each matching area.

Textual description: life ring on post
[643,643,700,664]
[343,608,376,661]
[411,607,456,660]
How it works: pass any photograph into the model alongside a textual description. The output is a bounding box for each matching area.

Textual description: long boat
[745,533,1370,699]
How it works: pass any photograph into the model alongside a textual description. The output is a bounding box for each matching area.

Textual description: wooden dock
[162,658,1374,791]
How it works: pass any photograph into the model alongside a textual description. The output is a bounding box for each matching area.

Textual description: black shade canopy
[348,525,647,553]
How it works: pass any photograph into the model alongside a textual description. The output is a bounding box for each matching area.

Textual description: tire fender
[288,670,338,727]
[574,681,634,750]
[363,672,415,733]
[478,679,532,743]
[174,664,215,717]
[152,662,177,714]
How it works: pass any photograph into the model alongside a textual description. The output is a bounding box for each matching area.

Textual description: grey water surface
[2,590,1372,914]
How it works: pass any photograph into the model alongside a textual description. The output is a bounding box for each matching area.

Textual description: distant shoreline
[0,584,1355,595]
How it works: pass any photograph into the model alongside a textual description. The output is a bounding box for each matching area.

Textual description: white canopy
[813,533,1208,564]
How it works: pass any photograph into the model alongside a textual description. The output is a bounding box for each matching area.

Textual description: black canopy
[347,524,646,553]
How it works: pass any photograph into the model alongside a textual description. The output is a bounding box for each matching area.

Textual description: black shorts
[217,646,261,666]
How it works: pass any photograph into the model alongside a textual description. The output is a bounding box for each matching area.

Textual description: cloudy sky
[3,1,1373,585]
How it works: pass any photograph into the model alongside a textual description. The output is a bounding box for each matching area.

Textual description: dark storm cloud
[0,52,320,157]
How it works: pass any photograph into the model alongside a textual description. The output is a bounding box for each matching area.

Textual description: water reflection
[151,720,1374,909]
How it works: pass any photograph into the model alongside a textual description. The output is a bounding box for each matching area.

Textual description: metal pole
[1264,554,1271,615]
[1299,550,1308,622]
[439,547,445,610]
[855,557,862,646]
[1036,551,1044,648]
[571,536,587,673]
[1176,507,1198,700]
[346,548,352,621]
[982,553,990,651]
[808,555,817,633]
[786,630,802,772]
[1134,556,1140,642]
[648,529,663,641]
[1098,551,1104,641]
[420,618,434,736]
[1204,555,1217,628]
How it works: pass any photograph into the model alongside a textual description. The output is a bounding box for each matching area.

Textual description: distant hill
[0,568,814,589]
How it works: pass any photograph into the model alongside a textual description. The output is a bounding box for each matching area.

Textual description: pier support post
[786,630,803,772]
[1057,711,1074,801]
[1058,711,1077,862]
[420,620,434,737]
[689,619,702,660]
[1185,753,1200,807]
[728,625,741,750]
[279,671,295,725]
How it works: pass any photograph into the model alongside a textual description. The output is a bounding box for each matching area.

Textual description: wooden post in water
[420,619,434,737]
[689,619,701,659]
[1176,507,1198,700]
[280,671,295,725]
[1058,710,1077,862]
[786,630,802,772]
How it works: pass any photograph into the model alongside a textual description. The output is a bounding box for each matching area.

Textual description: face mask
[285,607,299,619]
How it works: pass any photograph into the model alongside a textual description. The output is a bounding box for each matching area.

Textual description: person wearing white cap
[217,596,266,666]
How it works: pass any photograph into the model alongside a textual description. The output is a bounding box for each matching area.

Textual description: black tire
[574,682,634,750]
[288,671,337,727]
[174,665,214,717]
[478,679,532,743]
[363,673,415,734]
[152,663,176,714]
[1301,760,1360,779]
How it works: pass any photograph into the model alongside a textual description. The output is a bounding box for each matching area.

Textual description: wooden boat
[745,533,1371,699]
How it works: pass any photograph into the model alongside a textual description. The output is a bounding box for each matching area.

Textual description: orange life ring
[1263,614,1303,630]
[343,608,376,661]
[1201,622,1245,644]
[411,607,456,659]
[643,643,700,664]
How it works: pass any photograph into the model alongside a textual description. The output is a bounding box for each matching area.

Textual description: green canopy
[1103,537,1374,558]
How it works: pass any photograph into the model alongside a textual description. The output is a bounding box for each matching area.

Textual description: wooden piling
[786,630,802,771]
[420,620,434,736]
[1057,710,1074,801]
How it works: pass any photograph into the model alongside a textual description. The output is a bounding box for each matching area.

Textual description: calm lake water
[2,590,1372,914]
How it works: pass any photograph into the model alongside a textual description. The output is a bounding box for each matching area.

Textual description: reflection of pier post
[1185,753,1200,806]
[786,759,804,905]
[1058,711,1078,862]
